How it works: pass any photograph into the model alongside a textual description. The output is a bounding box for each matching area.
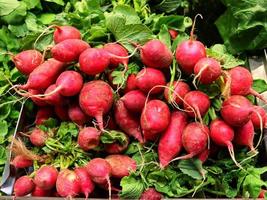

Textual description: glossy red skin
[175,40,206,75]
[169,29,178,39]
[182,122,209,156]
[141,100,171,141]
[44,84,64,105]
[55,70,83,96]
[103,43,128,69]
[105,135,129,154]
[78,127,101,151]
[86,158,111,184]
[135,68,166,94]
[124,74,137,93]
[183,91,210,118]
[14,176,35,197]
[35,107,54,125]
[121,90,146,113]
[54,26,81,44]
[29,89,48,106]
[141,39,173,69]
[114,100,144,143]
[13,50,43,75]
[105,155,137,178]
[32,186,52,197]
[54,106,69,121]
[251,106,266,129]
[259,189,267,198]
[164,81,190,105]
[158,111,188,168]
[56,169,80,197]
[234,120,254,150]
[20,59,65,90]
[220,95,253,127]
[74,167,95,198]
[68,104,88,125]
[34,166,58,190]
[30,128,48,147]
[194,57,221,84]
[140,188,162,200]
[197,148,209,163]
[210,119,234,146]
[12,155,33,168]
[79,48,110,75]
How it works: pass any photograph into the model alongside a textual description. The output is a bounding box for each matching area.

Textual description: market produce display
[1,0,267,199]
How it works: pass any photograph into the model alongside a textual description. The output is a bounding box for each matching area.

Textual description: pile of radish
[8,22,267,199]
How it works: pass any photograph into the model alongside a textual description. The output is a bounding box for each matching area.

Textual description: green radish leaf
[0,145,6,165]
[171,32,189,51]
[0,120,8,137]
[44,0,64,6]
[120,174,145,199]
[100,130,128,145]
[22,0,41,10]
[38,13,56,24]
[0,0,20,16]
[152,0,189,13]
[178,159,203,180]
[158,24,171,50]
[252,79,267,94]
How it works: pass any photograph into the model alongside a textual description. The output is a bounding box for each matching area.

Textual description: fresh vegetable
[11,155,33,169]
[54,105,70,121]
[53,26,81,44]
[74,167,95,198]
[34,165,58,190]
[140,188,162,200]
[68,104,88,125]
[35,107,54,125]
[31,186,52,197]
[14,176,35,197]
[251,106,266,130]
[121,90,146,113]
[29,128,48,147]
[164,81,190,105]
[78,127,101,151]
[124,74,137,93]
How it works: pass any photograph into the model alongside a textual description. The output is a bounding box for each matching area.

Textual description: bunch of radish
[10,21,267,199]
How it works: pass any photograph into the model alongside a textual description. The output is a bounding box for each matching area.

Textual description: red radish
[141,100,171,141]
[35,107,54,125]
[44,84,64,105]
[30,128,48,147]
[11,155,33,168]
[220,95,253,127]
[124,74,137,93]
[79,80,113,131]
[140,39,173,69]
[12,50,43,75]
[56,169,80,197]
[105,135,129,154]
[14,176,35,197]
[251,106,266,129]
[121,90,146,113]
[164,81,190,105]
[140,188,162,200]
[54,105,70,121]
[68,104,88,125]
[78,127,101,151]
[193,57,221,84]
[198,148,209,163]
[259,189,267,198]
[158,111,188,168]
[135,68,166,94]
[105,155,137,178]
[114,100,144,143]
[29,89,48,106]
[79,48,110,75]
[210,119,241,167]
[183,91,210,120]
[105,115,118,130]
[169,29,178,39]
[75,167,95,198]
[234,120,255,152]
[19,59,65,90]
[229,66,267,103]
[34,165,58,190]
[32,186,52,197]
[53,25,81,44]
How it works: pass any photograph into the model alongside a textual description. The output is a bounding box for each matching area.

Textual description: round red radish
[44,84,64,105]
[140,188,162,200]
[164,81,190,105]
[32,186,52,197]
[135,68,166,94]
[197,148,209,163]
[13,50,43,75]
[14,176,35,197]
[78,127,101,151]
[54,105,70,121]
[56,169,80,197]
[140,39,173,69]
[121,90,146,113]
[34,165,58,190]
[30,128,48,147]
[124,74,137,93]
[79,80,113,131]
[175,40,206,74]
[11,155,33,168]
[68,104,88,125]
[79,48,110,75]
[35,107,54,125]
[220,95,253,127]
[105,155,137,178]
[75,167,95,198]
[259,189,267,198]
[29,89,48,106]
[251,106,266,129]
[86,158,111,184]
[105,135,129,154]
[194,57,221,84]
[169,29,178,39]
[53,25,81,44]
[234,120,255,151]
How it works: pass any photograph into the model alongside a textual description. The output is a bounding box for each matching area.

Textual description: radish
[114,100,144,143]
[54,105,70,121]
[34,165,58,190]
[210,119,241,167]
[32,186,52,197]
[30,128,48,147]
[43,84,64,105]
[105,135,129,154]
[14,176,35,197]
[259,189,267,198]
[56,169,80,197]
[68,104,88,125]
[11,155,33,168]
[79,48,110,75]
[158,111,188,168]
[12,50,43,75]
[51,39,90,62]
[74,167,95,199]
[164,81,190,105]
[197,148,209,163]
[169,29,178,39]
[121,90,146,113]
[53,25,81,44]
[139,39,173,69]
[141,100,171,141]
[86,158,111,184]
[229,66,267,103]
[251,106,266,130]
[105,115,118,130]
[35,107,54,125]
[79,80,114,131]
[193,57,221,84]
[140,188,162,200]
[124,74,137,93]
[78,127,101,151]
[105,155,137,178]
[135,68,166,94]
[220,95,253,127]
[29,89,48,106]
